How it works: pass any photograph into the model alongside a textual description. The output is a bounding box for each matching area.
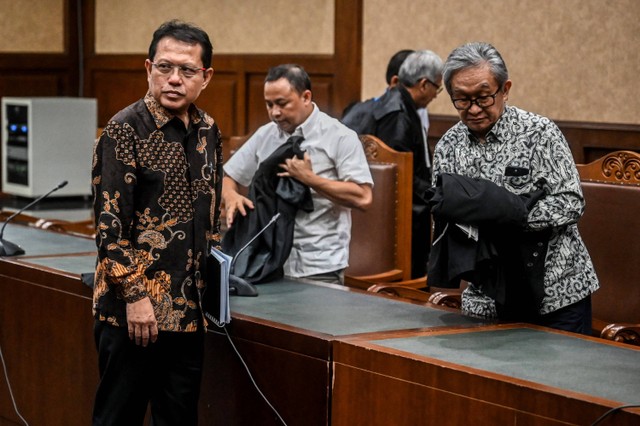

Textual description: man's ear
[502,80,512,101]
[302,89,313,104]
[201,68,214,89]
[144,59,153,81]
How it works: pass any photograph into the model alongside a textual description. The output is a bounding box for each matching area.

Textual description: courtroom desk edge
[0,256,93,299]
[208,313,333,360]
[217,280,488,358]
[332,323,640,425]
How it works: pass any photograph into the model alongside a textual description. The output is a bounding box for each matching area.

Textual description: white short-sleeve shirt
[224,104,373,277]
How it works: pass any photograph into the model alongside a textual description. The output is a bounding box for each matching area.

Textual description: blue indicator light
[20,125,28,133]
[9,124,18,132]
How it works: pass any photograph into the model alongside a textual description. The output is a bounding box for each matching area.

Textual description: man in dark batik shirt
[91,20,222,425]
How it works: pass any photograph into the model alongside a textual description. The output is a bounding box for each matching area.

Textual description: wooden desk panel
[0,260,96,426]
[332,324,640,426]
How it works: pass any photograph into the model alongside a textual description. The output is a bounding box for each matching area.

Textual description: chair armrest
[353,269,404,283]
[600,323,640,346]
[367,284,431,303]
[428,291,462,309]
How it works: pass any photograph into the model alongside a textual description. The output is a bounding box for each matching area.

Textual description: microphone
[229,212,281,296]
[0,180,68,256]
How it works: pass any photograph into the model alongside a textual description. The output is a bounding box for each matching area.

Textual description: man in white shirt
[223,64,373,285]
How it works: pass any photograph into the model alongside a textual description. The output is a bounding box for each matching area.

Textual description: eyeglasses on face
[151,62,206,78]
[451,88,501,110]
[425,79,443,94]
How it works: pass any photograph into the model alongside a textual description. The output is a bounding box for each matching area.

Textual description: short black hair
[148,20,213,68]
[386,49,415,84]
[265,64,312,94]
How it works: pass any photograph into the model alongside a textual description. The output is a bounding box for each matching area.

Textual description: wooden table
[0,224,489,426]
[332,324,640,425]
[199,279,488,425]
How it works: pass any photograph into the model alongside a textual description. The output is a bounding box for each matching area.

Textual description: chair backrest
[346,134,413,281]
[576,150,640,327]
[224,135,249,163]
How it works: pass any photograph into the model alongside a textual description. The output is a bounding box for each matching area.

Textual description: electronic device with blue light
[1,97,97,198]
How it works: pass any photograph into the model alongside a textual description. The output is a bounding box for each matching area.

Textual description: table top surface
[367,326,640,405]
[3,223,95,256]
[230,279,487,337]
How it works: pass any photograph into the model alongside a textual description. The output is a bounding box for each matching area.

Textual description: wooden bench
[576,150,640,345]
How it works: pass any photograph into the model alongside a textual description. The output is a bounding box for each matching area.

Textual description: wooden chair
[576,150,640,345]
[366,283,462,310]
[344,135,415,288]
[223,135,249,163]
[368,283,431,304]
[37,218,96,238]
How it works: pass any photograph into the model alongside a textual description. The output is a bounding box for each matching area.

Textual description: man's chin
[465,120,489,135]
[276,122,294,134]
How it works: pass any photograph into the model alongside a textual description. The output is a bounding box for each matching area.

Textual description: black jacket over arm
[427,173,549,318]
[222,136,313,283]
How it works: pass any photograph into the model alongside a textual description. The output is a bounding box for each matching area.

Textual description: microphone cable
[590,403,640,425]
[221,325,288,426]
[0,338,30,426]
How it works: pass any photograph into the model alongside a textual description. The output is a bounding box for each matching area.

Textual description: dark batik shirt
[92,93,223,332]
[433,105,599,318]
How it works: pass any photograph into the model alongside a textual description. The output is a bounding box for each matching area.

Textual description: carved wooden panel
[576,150,640,185]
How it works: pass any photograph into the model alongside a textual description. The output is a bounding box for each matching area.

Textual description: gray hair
[442,42,509,95]
[398,50,444,87]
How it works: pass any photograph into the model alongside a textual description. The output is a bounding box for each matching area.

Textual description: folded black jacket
[222,136,313,283]
[427,173,549,319]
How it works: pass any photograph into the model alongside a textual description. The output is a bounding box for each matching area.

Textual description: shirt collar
[464,104,513,143]
[143,92,203,129]
[277,103,318,139]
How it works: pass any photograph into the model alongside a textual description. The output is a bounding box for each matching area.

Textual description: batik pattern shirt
[92,93,223,332]
[433,105,599,317]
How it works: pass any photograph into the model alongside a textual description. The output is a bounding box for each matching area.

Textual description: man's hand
[222,176,254,228]
[126,297,158,347]
[278,152,373,211]
[278,152,314,182]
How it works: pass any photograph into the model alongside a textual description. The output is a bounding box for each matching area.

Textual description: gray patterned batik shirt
[433,105,599,318]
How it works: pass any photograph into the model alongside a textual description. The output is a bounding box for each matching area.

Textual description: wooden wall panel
[90,68,147,125]
[0,74,67,98]
[201,75,237,138]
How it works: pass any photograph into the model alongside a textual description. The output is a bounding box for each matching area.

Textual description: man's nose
[167,68,183,84]
[467,102,483,114]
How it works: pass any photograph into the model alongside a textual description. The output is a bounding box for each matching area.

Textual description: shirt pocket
[502,163,531,191]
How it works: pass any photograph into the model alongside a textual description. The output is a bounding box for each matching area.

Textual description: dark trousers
[536,295,593,336]
[498,295,593,336]
[92,321,205,426]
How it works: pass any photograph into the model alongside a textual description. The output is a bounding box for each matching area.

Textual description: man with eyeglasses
[344,50,443,279]
[91,20,221,425]
[430,42,598,335]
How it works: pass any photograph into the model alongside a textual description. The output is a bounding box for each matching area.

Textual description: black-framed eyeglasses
[425,79,443,94]
[451,88,501,110]
[152,62,206,78]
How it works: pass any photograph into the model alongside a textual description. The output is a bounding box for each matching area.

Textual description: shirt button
[537,242,544,247]
[532,252,539,257]
[527,262,534,267]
